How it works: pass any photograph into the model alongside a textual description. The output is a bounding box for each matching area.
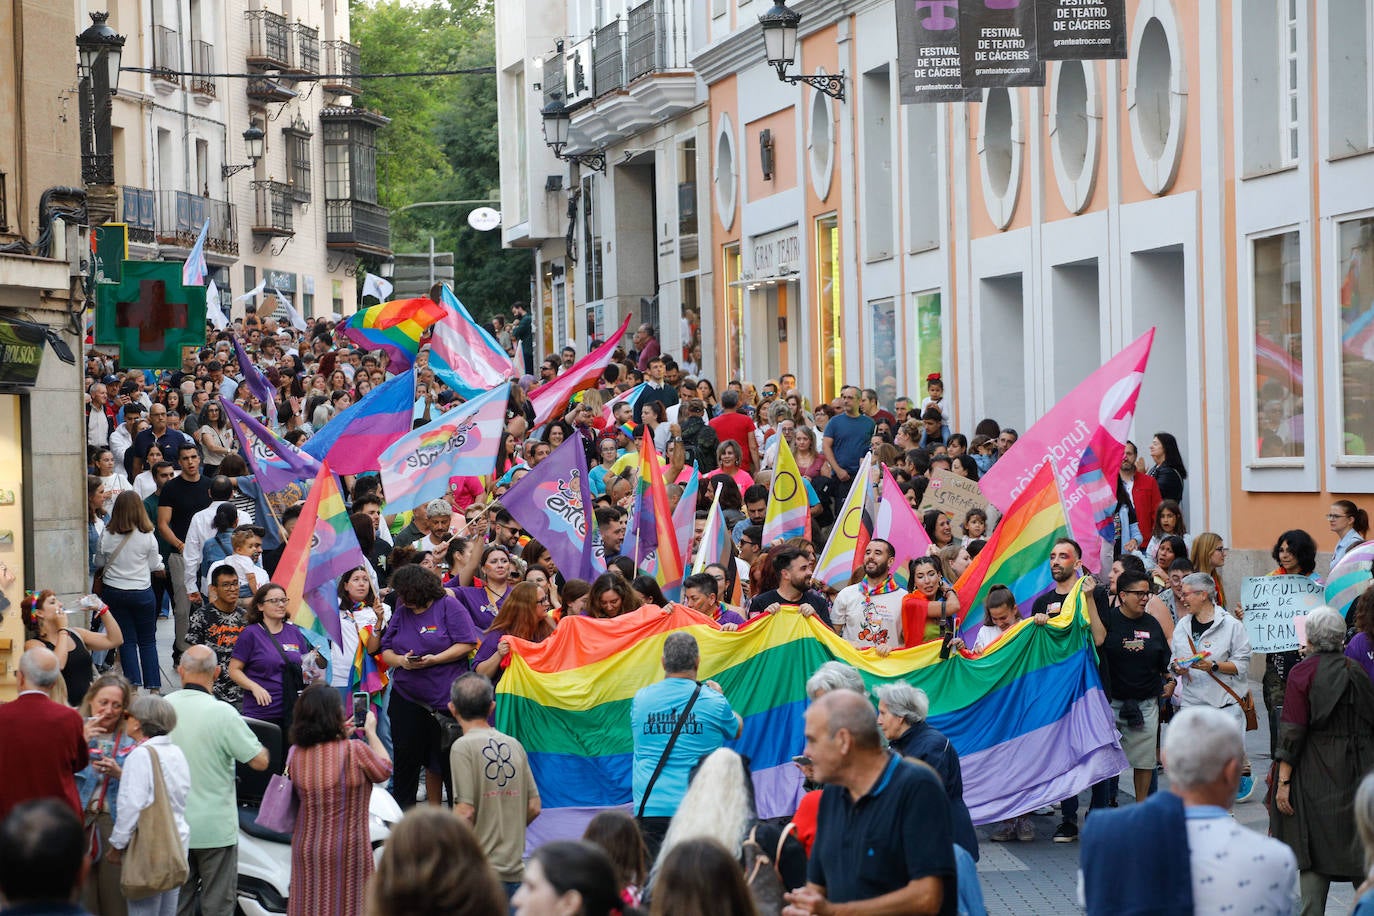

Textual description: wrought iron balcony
[593,20,623,98]
[190,40,215,96]
[155,191,238,256]
[322,40,361,95]
[325,199,390,256]
[246,10,292,70]
[625,0,691,80]
[247,76,297,103]
[120,186,156,244]
[152,25,181,83]
[292,24,319,75]
[252,181,294,237]
[82,154,114,187]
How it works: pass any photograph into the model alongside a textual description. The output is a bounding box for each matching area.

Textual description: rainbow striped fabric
[954,462,1070,638]
[495,582,1125,848]
[341,297,447,371]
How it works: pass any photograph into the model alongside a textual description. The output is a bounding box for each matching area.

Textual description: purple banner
[959,0,1045,89]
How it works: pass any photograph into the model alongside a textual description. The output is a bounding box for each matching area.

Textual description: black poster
[1036,0,1127,59]
[896,1,980,104]
[958,0,1045,89]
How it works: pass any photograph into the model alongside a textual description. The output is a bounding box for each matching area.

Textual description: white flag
[361,272,393,302]
[281,299,309,332]
[236,280,266,304]
[206,280,229,330]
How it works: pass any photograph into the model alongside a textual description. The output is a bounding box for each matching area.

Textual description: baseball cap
[424,498,453,517]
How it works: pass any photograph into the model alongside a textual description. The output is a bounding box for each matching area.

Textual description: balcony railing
[293,24,319,74]
[624,0,691,81]
[593,21,623,97]
[120,186,156,244]
[82,153,113,187]
[322,40,361,95]
[0,171,8,233]
[152,25,181,83]
[252,181,294,236]
[155,191,237,256]
[325,199,390,255]
[246,10,292,69]
[543,49,565,109]
[190,40,215,96]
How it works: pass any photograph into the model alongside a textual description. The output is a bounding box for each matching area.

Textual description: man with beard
[749,546,832,628]
[830,540,907,651]
[1031,537,1110,844]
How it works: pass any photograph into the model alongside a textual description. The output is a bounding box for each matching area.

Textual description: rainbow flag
[352,624,388,695]
[691,486,729,575]
[630,431,680,589]
[301,370,415,475]
[761,436,809,544]
[814,454,873,590]
[662,465,699,601]
[529,315,633,427]
[955,463,1070,637]
[341,297,447,371]
[495,585,1126,847]
[429,285,515,399]
[276,460,369,651]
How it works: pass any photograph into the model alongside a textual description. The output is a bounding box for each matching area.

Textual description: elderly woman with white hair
[1271,606,1374,916]
[875,682,978,859]
[1168,571,1257,801]
[805,660,865,699]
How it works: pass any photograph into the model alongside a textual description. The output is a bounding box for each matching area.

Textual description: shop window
[915,291,943,384]
[1128,3,1187,194]
[978,88,1021,229]
[1336,219,1374,457]
[1250,231,1304,460]
[723,243,744,382]
[715,115,737,230]
[1050,61,1100,213]
[867,299,897,394]
[815,215,843,401]
[1328,0,1373,157]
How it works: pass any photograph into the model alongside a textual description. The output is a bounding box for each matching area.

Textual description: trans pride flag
[691,486,730,575]
[341,297,447,372]
[428,285,515,399]
[496,586,1125,847]
[302,370,415,475]
[221,399,320,494]
[377,382,510,515]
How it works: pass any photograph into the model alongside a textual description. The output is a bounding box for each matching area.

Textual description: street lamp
[76,11,124,95]
[540,92,606,173]
[77,11,126,188]
[222,120,265,178]
[759,1,846,101]
[379,256,395,280]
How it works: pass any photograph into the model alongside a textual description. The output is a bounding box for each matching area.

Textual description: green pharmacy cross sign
[95,260,207,368]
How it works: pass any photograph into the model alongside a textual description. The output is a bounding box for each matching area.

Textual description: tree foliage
[352,0,531,320]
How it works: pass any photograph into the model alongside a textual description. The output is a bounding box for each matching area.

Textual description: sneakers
[1033,805,1056,816]
[989,822,1017,842]
[1017,817,1035,842]
[1052,820,1079,843]
[1237,773,1256,803]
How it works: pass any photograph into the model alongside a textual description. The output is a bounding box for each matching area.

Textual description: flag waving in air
[182,219,210,286]
[221,399,321,493]
[762,436,810,544]
[502,435,605,582]
[814,453,873,591]
[230,332,276,410]
[301,370,416,475]
[341,297,447,372]
[692,486,730,576]
[630,430,680,590]
[428,285,515,399]
[377,382,511,515]
[528,315,633,427]
[661,464,699,602]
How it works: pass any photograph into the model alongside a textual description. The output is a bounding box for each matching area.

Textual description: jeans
[105,585,160,689]
[1061,781,1111,823]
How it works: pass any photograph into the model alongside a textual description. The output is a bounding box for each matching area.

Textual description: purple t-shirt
[455,585,505,632]
[1346,632,1374,682]
[231,622,308,722]
[473,626,508,686]
[381,594,481,710]
[715,605,747,628]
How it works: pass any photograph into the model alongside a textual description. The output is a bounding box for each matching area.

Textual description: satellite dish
[468,207,502,231]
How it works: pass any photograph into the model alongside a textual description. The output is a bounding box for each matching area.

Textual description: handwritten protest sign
[1240,575,1325,653]
[919,469,993,537]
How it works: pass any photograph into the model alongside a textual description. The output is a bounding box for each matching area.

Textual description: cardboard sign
[919,469,991,537]
[1240,575,1325,653]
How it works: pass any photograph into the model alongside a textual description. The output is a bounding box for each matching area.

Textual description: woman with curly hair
[588,572,638,619]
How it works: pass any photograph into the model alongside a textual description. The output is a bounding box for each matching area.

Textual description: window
[916,291,943,383]
[1251,231,1304,459]
[867,299,897,391]
[723,243,743,382]
[1282,0,1299,165]
[285,127,312,202]
[978,89,1022,229]
[1240,1,1287,174]
[322,118,378,203]
[244,265,256,293]
[815,215,843,401]
[1328,0,1373,157]
[678,137,698,272]
[715,116,737,230]
[681,275,700,371]
[581,175,604,302]
[861,66,893,260]
[302,292,314,318]
[1128,4,1187,193]
[323,122,350,199]
[1337,219,1374,457]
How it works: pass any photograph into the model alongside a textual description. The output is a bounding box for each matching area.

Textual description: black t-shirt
[1189,615,1209,642]
[1030,583,1110,620]
[1098,606,1170,701]
[808,753,957,912]
[749,588,832,628]
[159,474,214,544]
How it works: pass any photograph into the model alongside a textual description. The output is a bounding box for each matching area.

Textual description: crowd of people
[0,302,1371,915]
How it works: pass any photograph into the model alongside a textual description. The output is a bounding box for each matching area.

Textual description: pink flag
[873,465,933,578]
[528,315,632,427]
[979,329,1154,568]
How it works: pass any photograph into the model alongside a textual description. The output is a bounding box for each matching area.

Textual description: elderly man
[1080,707,1297,915]
[630,631,741,860]
[0,649,88,821]
[783,690,957,916]
[167,645,269,916]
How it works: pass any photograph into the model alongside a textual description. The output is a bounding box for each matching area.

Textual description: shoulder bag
[121,746,189,899]
[256,746,299,834]
[262,624,306,738]
[741,822,795,916]
[92,531,132,597]
[1187,630,1258,730]
[636,681,704,819]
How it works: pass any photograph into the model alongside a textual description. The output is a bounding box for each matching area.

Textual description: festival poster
[958,0,1045,89]
[1035,0,1127,60]
[897,1,981,104]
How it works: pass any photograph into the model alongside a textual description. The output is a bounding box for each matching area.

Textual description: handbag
[255,746,299,834]
[432,709,463,756]
[1187,631,1258,731]
[636,682,704,819]
[120,747,189,900]
[262,624,306,738]
[92,531,132,597]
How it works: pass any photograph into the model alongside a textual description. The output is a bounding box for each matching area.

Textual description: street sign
[467,207,501,231]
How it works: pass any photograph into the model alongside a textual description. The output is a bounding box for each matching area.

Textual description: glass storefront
[916,291,944,383]
[723,243,744,381]
[1337,219,1374,457]
[815,215,843,402]
[1251,231,1304,459]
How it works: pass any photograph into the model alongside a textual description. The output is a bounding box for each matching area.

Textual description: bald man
[0,648,88,821]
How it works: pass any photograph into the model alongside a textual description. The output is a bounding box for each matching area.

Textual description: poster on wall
[896,1,981,104]
[1035,0,1127,59]
[959,0,1045,89]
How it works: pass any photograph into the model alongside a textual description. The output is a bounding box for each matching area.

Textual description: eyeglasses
[1326,513,1350,520]
[261,596,290,605]
[215,581,241,589]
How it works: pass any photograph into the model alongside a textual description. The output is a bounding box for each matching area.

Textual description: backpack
[680,417,719,473]
[741,823,793,916]
[199,530,234,589]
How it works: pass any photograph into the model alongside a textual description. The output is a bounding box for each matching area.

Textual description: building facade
[85,0,388,322]
[496,0,712,370]
[0,1,95,696]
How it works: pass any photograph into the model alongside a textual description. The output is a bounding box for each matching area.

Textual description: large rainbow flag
[341,297,447,371]
[495,580,1125,848]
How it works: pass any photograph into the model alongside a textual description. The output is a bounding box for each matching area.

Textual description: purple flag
[501,435,603,581]
[221,399,321,493]
[230,333,277,410]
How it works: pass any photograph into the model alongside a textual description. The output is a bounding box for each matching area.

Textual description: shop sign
[0,317,46,387]
[751,225,801,277]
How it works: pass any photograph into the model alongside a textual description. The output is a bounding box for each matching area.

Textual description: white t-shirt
[972,624,1007,653]
[1185,807,1297,915]
[329,604,380,688]
[831,582,907,649]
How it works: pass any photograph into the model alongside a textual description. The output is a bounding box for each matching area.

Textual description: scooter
[234,718,403,916]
